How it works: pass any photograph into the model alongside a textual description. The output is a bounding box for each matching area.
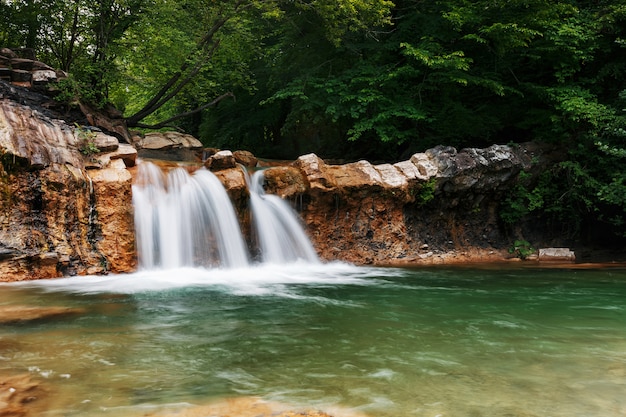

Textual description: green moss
[414,178,436,206]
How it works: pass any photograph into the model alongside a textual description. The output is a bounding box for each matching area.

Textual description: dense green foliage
[2,0,626,242]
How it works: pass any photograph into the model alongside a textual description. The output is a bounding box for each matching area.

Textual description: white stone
[409,153,438,179]
[375,163,408,189]
[538,248,576,262]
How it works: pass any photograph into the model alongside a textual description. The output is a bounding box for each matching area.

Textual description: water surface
[1,263,625,416]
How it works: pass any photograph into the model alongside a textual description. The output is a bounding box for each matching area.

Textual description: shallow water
[1,263,625,416]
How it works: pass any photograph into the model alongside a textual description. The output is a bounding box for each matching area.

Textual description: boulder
[294,153,336,192]
[107,143,137,167]
[233,150,258,167]
[139,131,203,150]
[205,150,237,171]
[213,167,248,208]
[136,131,203,161]
[91,131,119,152]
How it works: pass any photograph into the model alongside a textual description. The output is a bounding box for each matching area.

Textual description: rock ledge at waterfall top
[250,142,571,265]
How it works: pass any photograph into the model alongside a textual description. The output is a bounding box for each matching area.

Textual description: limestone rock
[0,97,136,280]
[294,153,336,192]
[31,69,57,84]
[0,100,84,169]
[538,248,576,262]
[213,167,248,206]
[409,153,439,180]
[330,160,382,191]
[91,131,119,152]
[205,150,237,171]
[281,142,561,265]
[233,150,258,167]
[108,143,137,167]
[139,131,203,150]
[136,131,203,161]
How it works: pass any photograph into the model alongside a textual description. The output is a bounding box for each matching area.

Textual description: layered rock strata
[0,82,137,281]
[260,143,560,265]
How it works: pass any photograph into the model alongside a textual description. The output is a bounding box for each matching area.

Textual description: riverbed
[1,262,625,416]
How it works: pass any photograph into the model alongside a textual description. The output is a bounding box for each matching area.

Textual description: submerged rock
[0,374,50,417]
[0,305,86,324]
[140,396,367,417]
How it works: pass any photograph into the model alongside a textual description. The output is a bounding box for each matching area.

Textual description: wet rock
[142,396,367,417]
[263,166,307,198]
[0,93,136,280]
[87,159,136,274]
[213,166,248,207]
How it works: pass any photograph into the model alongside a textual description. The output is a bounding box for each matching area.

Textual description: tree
[110,0,393,130]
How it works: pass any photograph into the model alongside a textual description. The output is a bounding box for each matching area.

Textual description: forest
[1,0,626,244]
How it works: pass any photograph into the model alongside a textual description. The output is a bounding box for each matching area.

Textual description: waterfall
[132,161,250,269]
[248,170,320,264]
[132,161,318,269]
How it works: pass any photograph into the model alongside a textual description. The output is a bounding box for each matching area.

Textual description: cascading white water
[248,170,319,264]
[132,161,319,270]
[132,161,250,269]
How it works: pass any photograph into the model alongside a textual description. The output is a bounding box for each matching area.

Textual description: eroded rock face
[0,90,136,281]
[256,143,561,265]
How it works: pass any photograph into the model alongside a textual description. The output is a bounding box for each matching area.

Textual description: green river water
[0,263,625,416]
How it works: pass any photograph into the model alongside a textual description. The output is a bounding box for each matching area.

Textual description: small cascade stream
[132,160,318,269]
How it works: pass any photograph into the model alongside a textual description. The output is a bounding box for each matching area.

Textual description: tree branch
[130,92,235,130]
[124,0,261,127]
